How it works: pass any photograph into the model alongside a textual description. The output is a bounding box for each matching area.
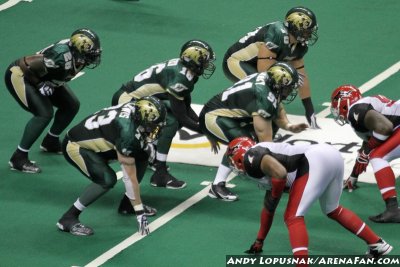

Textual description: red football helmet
[330,85,362,126]
[226,137,256,173]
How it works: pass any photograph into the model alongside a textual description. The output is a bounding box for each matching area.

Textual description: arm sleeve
[184,95,199,121]
[168,94,201,133]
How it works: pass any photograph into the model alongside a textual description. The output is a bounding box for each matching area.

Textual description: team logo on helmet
[70,34,95,54]
[180,39,216,79]
[181,46,210,66]
[286,12,313,30]
[136,99,161,123]
[268,65,293,88]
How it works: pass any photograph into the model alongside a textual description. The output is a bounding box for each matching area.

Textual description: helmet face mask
[226,137,257,174]
[285,7,318,46]
[70,28,102,69]
[330,85,362,126]
[266,62,299,104]
[134,96,167,142]
[180,39,216,79]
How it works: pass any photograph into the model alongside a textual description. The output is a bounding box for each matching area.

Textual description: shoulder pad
[244,146,270,178]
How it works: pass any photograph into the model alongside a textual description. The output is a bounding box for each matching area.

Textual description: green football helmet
[285,7,318,46]
[70,28,102,68]
[266,62,299,104]
[180,39,216,79]
[134,96,167,141]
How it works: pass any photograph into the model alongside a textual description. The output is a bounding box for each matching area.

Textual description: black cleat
[366,239,393,258]
[118,195,157,216]
[9,152,41,173]
[369,208,400,223]
[56,217,93,236]
[208,182,238,201]
[40,135,62,154]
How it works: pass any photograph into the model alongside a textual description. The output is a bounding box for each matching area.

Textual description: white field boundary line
[317,60,400,118]
[83,173,236,267]
[0,0,32,12]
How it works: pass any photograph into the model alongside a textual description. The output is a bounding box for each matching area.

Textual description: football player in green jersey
[200,62,308,201]
[223,7,320,129]
[56,96,166,236]
[112,39,218,195]
[5,28,102,173]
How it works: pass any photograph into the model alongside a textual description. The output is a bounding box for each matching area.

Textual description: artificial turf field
[0,1,399,266]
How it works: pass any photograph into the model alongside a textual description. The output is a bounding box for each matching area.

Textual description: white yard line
[83,173,236,267]
[317,60,400,118]
[0,0,32,12]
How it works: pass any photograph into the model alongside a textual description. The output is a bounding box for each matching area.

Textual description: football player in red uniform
[227,137,392,259]
[331,85,400,223]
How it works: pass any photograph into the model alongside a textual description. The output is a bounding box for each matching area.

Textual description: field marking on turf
[0,0,32,11]
[82,61,399,267]
[317,60,400,118]
[83,173,236,267]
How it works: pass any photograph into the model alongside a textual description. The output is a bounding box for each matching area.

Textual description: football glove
[245,240,264,254]
[343,176,359,192]
[307,113,321,129]
[38,82,54,96]
[136,212,150,236]
[143,143,156,164]
[354,150,369,175]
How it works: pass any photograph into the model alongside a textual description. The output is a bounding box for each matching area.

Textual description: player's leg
[316,145,393,257]
[57,137,118,236]
[368,129,400,223]
[41,84,80,153]
[118,158,157,216]
[5,65,53,173]
[150,109,186,189]
[204,116,253,201]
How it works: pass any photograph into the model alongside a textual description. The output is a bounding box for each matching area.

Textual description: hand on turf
[245,240,263,254]
[206,134,220,154]
[136,213,150,235]
[287,123,309,133]
[343,176,359,192]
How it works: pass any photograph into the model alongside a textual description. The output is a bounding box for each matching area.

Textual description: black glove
[245,240,264,254]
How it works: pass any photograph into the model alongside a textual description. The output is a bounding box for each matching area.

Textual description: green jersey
[38,39,83,86]
[225,21,308,66]
[67,103,145,158]
[203,73,279,122]
[121,58,198,101]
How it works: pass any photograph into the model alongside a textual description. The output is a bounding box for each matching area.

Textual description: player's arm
[291,58,311,98]
[257,45,277,73]
[168,94,201,133]
[18,54,48,85]
[273,104,308,133]
[364,109,393,151]
[117,151,142,206]
[246,153,287,254]
[253,115,273,142]
[184,95,199,121]
[117,151,150,235]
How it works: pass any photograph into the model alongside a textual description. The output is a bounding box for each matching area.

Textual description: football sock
[286,217,308,255]
[328,205,380,244]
